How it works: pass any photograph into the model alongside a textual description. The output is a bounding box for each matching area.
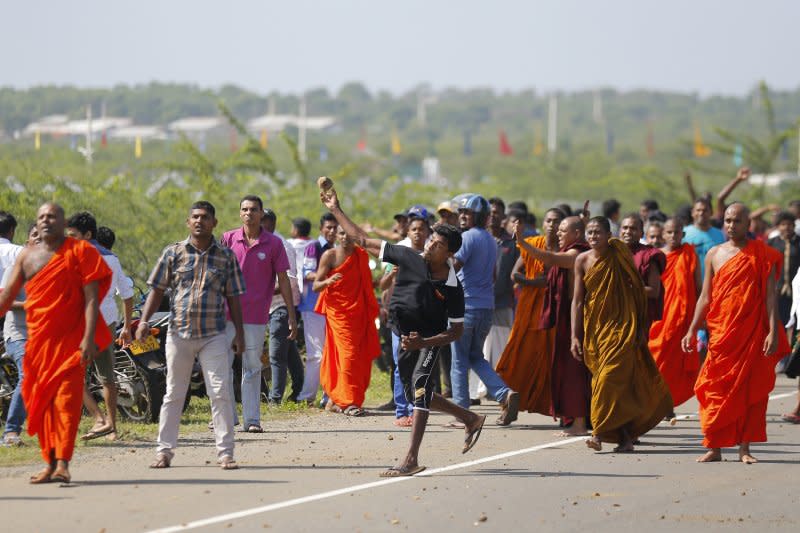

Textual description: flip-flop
[219,457,239,470]
[80,426,115,441]
[50,468,71,484]
[462,415,486,454]
[379,465,426,478]
[781,413,800,424]
[29,467,54,484]
[149,454,171,469]
[444,420,465,429]
[344,406,366,417]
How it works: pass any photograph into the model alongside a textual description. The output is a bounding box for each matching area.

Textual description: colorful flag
[499,130,513,155]
[463,131,472,156]
[646,122,655,158]
[357,127,366,152]
[101,131,108,148]
[134,136,142,159]
[34,131,40,151]
[606,129,614,155]
[391,129,402,155]
[693,124,711,158]
[260,130,268,149]
[733,144,743,166]
[533,125,544,156]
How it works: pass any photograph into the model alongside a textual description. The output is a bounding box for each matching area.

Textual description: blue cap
[407,205,429,220]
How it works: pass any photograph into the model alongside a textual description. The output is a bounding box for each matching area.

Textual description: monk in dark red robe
[620,214,666,328]
[314,227,380,414]
[683,203,790,463]
[516,214,591,436]
[0,203,111,484]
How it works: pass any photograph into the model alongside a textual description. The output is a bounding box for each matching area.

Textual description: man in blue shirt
[683,198,725,279]
[451,194,519,426]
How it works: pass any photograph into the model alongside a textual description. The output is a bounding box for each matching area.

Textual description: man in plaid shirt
[136,201,246,470]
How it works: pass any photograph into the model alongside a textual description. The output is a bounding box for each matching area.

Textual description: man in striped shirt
[136,201,246,470]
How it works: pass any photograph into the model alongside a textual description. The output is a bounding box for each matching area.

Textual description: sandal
[393,416,413,427]
[81,425,115,441]
[463,415,486,454]
[379,465,426,478]
[51,466,71,484]
[29,466,54,484]
[149,454,171,469]
[781,413,800,424]
[246,425,264,433]
[325,400,343,414]
[344,405,366,417]
[219,456,239,470]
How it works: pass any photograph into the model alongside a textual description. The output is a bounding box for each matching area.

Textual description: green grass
[0,363,393,467]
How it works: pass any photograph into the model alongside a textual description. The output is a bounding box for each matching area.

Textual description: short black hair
[292,217,311,237]
[641,199,659,211]
[602,199,621,219]
[674,205,692,226]
[556,203,573,217]
[262,208,276,222]
[526,212,537,227]
[241,195,264,211]
[587,216,611,233]
[488,197,505,211]
[621,212,644,231]
[191,201,216,218]
[0,211,17,236]
[66,211,98,239]
[508,201,528,214]
[434,223,462,253]
[775,210,796,226]
[693,197,712,210]
[506,208,526,222]
[96,226,116,250]
[320,212,337,227]
[545,207,567,221]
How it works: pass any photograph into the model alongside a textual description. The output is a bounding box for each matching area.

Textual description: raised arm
[714,167,750,221]
[684,172,698,204]
[320,188,383,257]
[682,249,715,352]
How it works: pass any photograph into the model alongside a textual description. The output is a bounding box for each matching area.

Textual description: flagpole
[86,104,93,165]
[298,96,307,163]
[547,95,558,154]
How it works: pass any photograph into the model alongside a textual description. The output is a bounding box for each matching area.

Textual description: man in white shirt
[0,211,20,282]
[66,213,134,441]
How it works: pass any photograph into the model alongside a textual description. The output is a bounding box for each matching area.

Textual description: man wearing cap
[220,196,296,432]
[451,194,519,426]
[437,201,459,227]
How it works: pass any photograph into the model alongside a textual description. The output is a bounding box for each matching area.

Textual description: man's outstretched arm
[320,188,383,257]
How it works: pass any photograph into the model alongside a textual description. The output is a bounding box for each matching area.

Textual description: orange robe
[648,244,700,407]
[316,246,381,408]
[695,239,790,448]
[22,238,112,462]
[496,236,554,414]
[583,239,672,443]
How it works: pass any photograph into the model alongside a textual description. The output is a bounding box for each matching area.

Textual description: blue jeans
[392,333,413,418]
[3,339,27,435]
[450,308,510,409]
[268,307,305,403]
[226,322,267,428]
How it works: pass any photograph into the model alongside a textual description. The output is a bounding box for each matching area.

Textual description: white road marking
[147,390,798,533]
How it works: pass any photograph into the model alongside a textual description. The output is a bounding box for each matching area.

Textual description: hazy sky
[2,0,797,96]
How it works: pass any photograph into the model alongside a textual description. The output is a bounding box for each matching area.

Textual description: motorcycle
[0,340,19,424]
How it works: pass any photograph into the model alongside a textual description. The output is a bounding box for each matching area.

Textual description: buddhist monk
[313,226,381,415]
[682,203,790,464]
[0,203,112,484]
[495,208,564,415]
[573,216,672,452]
[620,214,666,329]
[649,219,701,410]
[517,214,591,436]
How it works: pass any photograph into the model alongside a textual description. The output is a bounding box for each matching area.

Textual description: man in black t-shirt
[320,187,486,477]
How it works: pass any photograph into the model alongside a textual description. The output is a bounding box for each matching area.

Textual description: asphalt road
[1,377,797,533]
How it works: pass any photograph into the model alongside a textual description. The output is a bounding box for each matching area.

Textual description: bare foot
[585,436,602,451]
[613,442,635,453]
[696,449,722,463]
[740,453,758,464]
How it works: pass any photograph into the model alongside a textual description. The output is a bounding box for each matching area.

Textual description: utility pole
[547,95,558,154]
[298,96,307,163]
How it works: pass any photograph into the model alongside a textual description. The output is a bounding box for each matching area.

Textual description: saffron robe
[583,239,672,442]
[630,242,666,326]
[648,244,700,407]
[695,239,790,448]
[540,240,591,419]
[316,246,381,408]
[496,236,554,414]
[22,238,112,461]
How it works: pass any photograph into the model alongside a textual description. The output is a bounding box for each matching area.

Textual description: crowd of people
[0,164,798,482]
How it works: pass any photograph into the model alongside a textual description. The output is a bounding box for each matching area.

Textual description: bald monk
[517,213,591,436]
[682,203,790,463]
[573,216,672,452]
[619,214,666,328]
[313,226,381,415]
[649,219,701,410]
[0,203,112,483]
[496,208,565,415]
